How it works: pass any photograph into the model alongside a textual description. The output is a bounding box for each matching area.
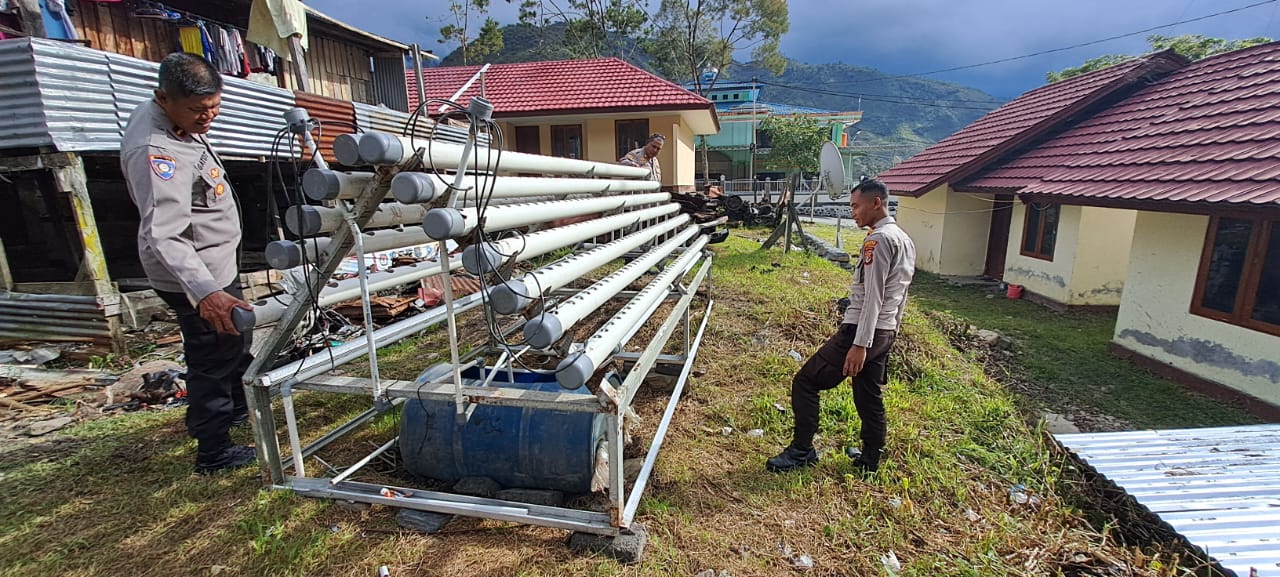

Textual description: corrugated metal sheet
[352,102,484,148]
[104,51,298,160]
[0,38,116,150]
[0,292,113,344]
[372,56,409,113]
[210,77,298,160]
[1,37,323,160]
[1057,424,1280,577]
[295,91,356,164]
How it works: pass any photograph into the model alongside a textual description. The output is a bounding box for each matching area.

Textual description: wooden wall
[65,0,378,105]
[70,0,174,63]
[279,35,375,104]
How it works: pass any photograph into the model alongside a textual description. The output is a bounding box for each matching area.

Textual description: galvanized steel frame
[242,146,714,539]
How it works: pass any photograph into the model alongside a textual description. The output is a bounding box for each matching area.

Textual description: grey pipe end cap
[555,352,595,390]
[422,208,467,240]
[391,172,438,204]
[487,281,531,315]
[523,313,564,349]
[461,243,503,275]
[264,241,304,270]
[302,169,341,201]
[284,205,324,236]
[333,133,363,166]
[358,132,405,166]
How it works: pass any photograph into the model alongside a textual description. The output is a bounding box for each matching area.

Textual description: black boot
[843,446,881,472]
[766,445,819,473]
[195,445,257,475]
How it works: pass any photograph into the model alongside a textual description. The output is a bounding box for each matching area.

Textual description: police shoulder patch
[861,238,878,265]
[149,155,177,180]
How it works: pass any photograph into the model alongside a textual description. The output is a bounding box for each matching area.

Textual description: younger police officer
[121,53,256,475]
[767,179,916,473]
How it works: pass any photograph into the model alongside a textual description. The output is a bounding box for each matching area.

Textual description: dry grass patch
[0,233,1208,577]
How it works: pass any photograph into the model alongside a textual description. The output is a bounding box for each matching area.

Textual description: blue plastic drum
[399,366,605,493]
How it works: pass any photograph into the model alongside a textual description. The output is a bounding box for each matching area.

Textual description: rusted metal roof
[294,92,356,165]
[876,52,1188,197]
[963,42,1280,207]
[1056,424,1280,577]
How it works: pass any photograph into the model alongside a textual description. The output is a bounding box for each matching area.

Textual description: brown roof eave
[492,103,717,119]
[1018,193,1280,219]
[903,51,1190,198]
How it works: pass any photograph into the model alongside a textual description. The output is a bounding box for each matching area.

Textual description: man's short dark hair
[854,178,889,202]
[157,53,222,98]
[647,133,666,144]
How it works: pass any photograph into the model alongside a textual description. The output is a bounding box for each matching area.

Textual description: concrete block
[568,523,648,564]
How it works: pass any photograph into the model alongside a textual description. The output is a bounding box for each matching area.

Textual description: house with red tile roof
[877,52,1188,306]
[882,43,1280,411]
[407,58,719,191]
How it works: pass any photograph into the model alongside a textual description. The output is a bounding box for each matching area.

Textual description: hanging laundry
[246,0,307,60]
[228,28,252,78]
[198,21,218,69]
[178,25,204,56]
[39,0,77,40]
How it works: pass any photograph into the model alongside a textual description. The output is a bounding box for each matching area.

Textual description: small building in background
[407,58,719,192]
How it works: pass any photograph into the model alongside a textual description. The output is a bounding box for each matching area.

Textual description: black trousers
[156,284,253,458]
[791,323,897,453]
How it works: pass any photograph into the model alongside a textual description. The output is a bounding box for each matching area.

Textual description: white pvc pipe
[461,203,680,275]
[488,214,691,314]
[556,235,709,389]
[522,225,701,348]
[358,132,651,179]
[265,227,436,270]
[302,169,378,201]
[287,202,430,236]
[423,192,670,240]
[391,172,660,205]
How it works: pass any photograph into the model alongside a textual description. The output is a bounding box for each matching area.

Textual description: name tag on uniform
[150,156,177,180]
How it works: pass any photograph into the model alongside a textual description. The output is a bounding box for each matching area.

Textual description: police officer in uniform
[767,178,916,473]
[121,53,256,475]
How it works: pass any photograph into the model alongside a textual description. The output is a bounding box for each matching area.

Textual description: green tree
[645,0,789,90]
[467,18,505,63]
[1047,34,1272,82]
[437,0,494,65]
[759,115,826,174]
[528,0,650,58]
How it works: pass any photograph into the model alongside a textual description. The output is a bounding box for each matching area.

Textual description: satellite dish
[818,140,846,200]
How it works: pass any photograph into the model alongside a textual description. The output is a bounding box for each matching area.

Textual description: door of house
[984,194,1015,279]
[515,126,540,154]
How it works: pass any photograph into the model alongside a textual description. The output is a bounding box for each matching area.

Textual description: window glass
[1023,205,1042,253]
[1250,221,1280,325]
[1201,218,1253,314]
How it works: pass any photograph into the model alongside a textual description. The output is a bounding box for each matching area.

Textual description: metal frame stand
[241,146,715,542]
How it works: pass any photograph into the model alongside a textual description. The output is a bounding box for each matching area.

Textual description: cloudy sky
[306,0,1280,98]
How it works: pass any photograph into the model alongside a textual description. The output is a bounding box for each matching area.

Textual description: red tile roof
[960,42,1280,207]
[407,58,713,118]
[877,52,1187,197]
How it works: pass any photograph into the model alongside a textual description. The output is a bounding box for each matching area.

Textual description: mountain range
[438,23,1006,174]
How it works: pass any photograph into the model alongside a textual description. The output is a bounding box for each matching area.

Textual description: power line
[826,0,1278,85]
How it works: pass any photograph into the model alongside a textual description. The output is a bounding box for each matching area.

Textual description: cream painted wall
[1069,206,1136,305]
[895,186,948,273]
[1115,211,1280,405]
[938,192,994,276]
[1002,204,1135,306]
[670,119,695,190]
[1004,203,1080,303]
[584,118,613,164]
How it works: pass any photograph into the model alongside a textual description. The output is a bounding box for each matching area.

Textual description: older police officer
[767,178,916,474]
[121,53,255,475]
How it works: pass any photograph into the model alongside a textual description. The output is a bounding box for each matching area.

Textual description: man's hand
[198,290,251,336]
[844,345,868,377]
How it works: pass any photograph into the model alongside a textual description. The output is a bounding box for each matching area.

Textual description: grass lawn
[0,233,1211,576]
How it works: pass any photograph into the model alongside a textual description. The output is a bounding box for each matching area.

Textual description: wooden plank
[126,6,148,59]
[110,2,136,58]
[94,2,117,54]
[79,2,101,51]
